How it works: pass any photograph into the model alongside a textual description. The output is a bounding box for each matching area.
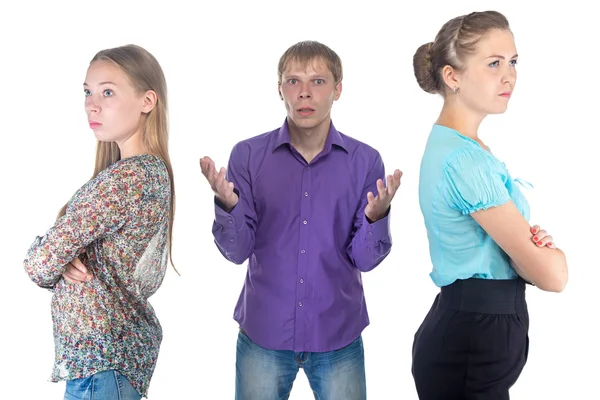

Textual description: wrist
[365,206,390,223]
[215,190,239,213]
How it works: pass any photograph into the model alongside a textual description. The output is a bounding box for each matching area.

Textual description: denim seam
[113,370,123,400]
[90,373,95,400]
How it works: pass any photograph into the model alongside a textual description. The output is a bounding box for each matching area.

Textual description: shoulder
[338,131,379,154]
[230,128,279,156]
[337,131,383,169]
[442,147,510,213]
[443,146,504,177]
[97,154,168,195]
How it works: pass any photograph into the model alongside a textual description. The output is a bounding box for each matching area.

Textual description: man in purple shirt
[200,40,402,399]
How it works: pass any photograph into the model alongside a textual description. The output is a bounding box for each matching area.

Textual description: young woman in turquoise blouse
[411,11,569,400]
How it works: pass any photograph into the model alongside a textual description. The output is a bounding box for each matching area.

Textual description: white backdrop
[1,0,597,399]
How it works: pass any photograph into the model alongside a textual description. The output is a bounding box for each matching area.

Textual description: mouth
[499,92,512,98]
[297,107,315,116]
[89,121,102,128]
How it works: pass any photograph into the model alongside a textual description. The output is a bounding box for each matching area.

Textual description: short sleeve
[443,147,510,215]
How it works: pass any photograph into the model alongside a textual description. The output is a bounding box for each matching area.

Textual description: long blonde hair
[58,44,177,273]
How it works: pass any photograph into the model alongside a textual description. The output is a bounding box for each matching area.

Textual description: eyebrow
[83,81,117,86]
[283,75,328,80]
[486,54,518,59]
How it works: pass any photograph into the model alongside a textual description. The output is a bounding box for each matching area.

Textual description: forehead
[85,60,128,84]
[473,29,517,56]
[282,57,333,77]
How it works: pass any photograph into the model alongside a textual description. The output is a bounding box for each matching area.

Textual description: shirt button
[300,249,305,254]
[303,220,307,225]
[230,238,234,243]
[228,220,233,224]
[304,192,308,197]
[368,231,373,236]
[298,302,303,307]
[300,278,304,284]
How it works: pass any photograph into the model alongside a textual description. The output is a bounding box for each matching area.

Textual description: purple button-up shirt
[212,119,392,352]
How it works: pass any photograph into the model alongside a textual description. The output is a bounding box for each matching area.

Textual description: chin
[93,132,115,143]
[290,117,315,129]
[485,104,509,115]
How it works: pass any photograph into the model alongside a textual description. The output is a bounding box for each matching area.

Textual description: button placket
[294,165,312,349]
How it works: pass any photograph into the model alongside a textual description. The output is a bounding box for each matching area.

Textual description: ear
[141,90,158,114]
[441,65,461,93]
[278,85,283,101]
[333,81,342,101]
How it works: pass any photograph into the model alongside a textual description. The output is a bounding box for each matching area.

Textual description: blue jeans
[64,369,141,400]
[235,330,366,400]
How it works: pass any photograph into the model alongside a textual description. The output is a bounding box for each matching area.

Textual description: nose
[85,95,101,114]
[502,66,516,87]
[298,82,312,100]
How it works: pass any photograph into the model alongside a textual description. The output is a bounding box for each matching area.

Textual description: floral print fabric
[24,154,171,397]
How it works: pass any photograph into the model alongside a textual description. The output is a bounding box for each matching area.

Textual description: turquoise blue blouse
[418,124,531,287]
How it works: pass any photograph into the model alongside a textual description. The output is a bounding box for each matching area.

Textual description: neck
[287,116,330,162]
[117,129,147,159]
[436,99,486,141]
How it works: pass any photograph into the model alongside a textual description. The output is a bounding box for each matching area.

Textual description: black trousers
[412,278,529,400]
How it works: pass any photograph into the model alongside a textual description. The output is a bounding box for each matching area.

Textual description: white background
[1,0,598,399]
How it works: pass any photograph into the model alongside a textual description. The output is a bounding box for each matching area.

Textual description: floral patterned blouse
[23,154,171,398]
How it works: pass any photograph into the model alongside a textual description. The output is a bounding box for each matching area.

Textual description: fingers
[367,169,404,209]
[63,274,80,284]
[71,258,88,274]
[539,236,554,247]
[376,178,386,197]
[199,156,213,175]
[382,169,404,199]
[200,158,234,198]
[200,161,213,183]
[533,232,553,247]
[366,191,375,203]
[215,167,233,196]
[531,227,556,249]
[386,175,394,194]
[63,262,92,284]
[393,169,403,188]
[200,157,219,186]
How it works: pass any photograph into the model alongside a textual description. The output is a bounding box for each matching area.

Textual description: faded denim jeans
[235,329,366,400]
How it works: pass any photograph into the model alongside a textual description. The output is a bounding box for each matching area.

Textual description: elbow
[524,250,569,293]
[353,254,387,273]
[355,263,377,273]
[214,240,250,265]
[539,278,567,293]
[537,268,568,293]
[24,262,56,288]
[23,260,39,284]
[548,271,569,293]
[228,253,249,265]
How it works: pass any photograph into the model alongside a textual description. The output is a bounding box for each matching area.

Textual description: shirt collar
[273,118,348,153]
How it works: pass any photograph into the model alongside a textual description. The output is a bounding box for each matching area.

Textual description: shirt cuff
[214,188,244,229]
[363,209,391,242]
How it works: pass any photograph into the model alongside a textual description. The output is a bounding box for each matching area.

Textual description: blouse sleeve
[23,160,145,288]
[443,147,511,215]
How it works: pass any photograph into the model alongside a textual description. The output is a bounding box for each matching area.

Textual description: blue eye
[315,79,324,84]
[509,59,518,66]
[489,60,500,67]
[288,79,298,84]
[84,89,91,96]
[103,89,113,97]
